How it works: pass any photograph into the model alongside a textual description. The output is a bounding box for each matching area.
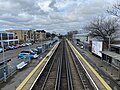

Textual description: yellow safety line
[67,40,112,90]
[16,43,59,90]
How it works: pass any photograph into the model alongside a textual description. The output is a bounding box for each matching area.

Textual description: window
[3,42,8,47]
[0,42,1,47]
[15,41,18,44]
[15,36,18,39]
[0,33,1,40]
[2,33,8,40]
[9,34,13,39]
[9,41,14,45]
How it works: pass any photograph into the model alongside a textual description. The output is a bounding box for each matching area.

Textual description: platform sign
[92,41,103,57]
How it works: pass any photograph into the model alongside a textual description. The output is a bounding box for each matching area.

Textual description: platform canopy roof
[101,51,120,62]
[111,44,120,48]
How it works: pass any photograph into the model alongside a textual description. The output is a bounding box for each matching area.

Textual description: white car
[0,48,3,53]
[21,43,26,47]
[33,54,39,58]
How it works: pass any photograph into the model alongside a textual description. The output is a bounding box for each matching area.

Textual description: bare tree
[107,2,120,18]
[84,16,119,44]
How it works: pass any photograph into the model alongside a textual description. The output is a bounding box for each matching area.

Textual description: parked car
[8,45,15,50]
[0,48,3,53]
[19,44,23,48]
[13,45,17,49]
[4,46,9,51]
[25,43,29,46]
[29,43,32,45]
[31,48,40,55]
[21,43,26,47]
[37,46,42,53]
[18,50,39,59]
[25,43,32,46]
[15,44,20,48]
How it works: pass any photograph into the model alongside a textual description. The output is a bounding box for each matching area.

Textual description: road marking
[16,42,59,90]
[67,39,112,90]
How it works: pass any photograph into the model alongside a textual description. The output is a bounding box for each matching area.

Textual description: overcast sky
[0,0,117,34]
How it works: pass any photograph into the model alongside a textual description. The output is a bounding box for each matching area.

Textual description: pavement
[73,42,120,90]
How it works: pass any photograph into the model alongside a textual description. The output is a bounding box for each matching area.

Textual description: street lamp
[1,41,7,82]
[2,41,5,62]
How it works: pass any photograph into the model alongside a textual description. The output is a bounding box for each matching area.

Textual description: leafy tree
[46,32,51,38]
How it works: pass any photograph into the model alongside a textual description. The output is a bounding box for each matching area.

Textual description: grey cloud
[0,0,117,34]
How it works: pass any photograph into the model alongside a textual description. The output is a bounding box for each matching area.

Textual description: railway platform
[16,42,60,90]
[16,39,113,90]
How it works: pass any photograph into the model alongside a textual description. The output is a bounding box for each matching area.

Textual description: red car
[15,44,20,48]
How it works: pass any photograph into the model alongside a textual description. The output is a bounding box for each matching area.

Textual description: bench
[16,61,27,69]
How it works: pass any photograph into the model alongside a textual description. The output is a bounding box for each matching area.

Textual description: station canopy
[101,51,120,62]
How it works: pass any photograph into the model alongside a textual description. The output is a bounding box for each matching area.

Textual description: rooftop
[101,51,120,62]
[111,44,120,48]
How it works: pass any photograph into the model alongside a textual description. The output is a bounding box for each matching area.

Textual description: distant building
[6,29,47,43]
[6,30,29,42]
[73,33,89,43]
[36,30,46,41]
[0,31,19,47]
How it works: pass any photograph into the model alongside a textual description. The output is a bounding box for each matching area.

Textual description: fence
[0,57,30,82]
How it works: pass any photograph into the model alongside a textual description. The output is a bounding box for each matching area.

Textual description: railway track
[66,41,94,90]
[31,41,63,90]
[30,39,95,90]
[16,38,113,90]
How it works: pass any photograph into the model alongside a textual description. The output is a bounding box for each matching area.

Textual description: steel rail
[29,42,60,90]
[40,51,58,90]
[55,42,63,90]
[40,42,62,90]
[65,42,74,90]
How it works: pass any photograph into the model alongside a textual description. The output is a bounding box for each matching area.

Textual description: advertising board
[92,41,103,57]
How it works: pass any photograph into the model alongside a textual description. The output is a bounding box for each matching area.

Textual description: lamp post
[2,41,5,62]
[1,40,6,82]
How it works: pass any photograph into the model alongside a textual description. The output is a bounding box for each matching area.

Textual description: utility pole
[1,34,6,82]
